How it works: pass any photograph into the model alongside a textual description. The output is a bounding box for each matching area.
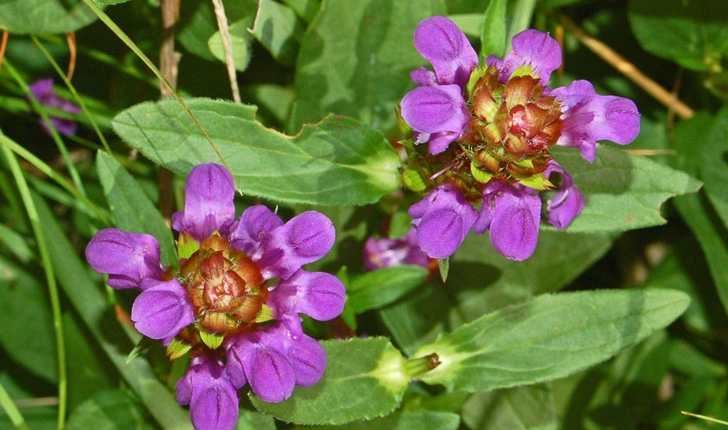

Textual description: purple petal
[544,161,584,229]
[176,355,239,430]
[258,212,335,279]
[268,270,346,322]
[479,182,541,261]
[285,334,327,387]
[410,67,438,86]
[189,381,239,430]
[29,79,54,100]
[248,345,295,403]
[131,279,195,341]
[85,228,164,290]
[400,85,469,154]
[498,29,562,84]
[553,80,640,162]
[414,16,478,86]
[229,205,284,255]
[172,164,236,241]
[409,184,477,259]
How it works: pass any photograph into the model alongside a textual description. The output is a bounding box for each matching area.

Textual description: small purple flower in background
[28,78,81,136]
[399,17,640,260]
[86,163,346,430]
[363,229,431,270]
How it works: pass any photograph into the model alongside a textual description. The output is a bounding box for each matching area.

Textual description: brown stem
[158,0,181,225]
[554,12,695,120]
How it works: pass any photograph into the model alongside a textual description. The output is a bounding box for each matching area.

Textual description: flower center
[179,235,268,335]
[401,66,564,200]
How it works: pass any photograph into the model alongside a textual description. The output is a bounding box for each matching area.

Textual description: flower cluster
[399,17,640,260]
[28,78,81,136]
[85,164,346,430]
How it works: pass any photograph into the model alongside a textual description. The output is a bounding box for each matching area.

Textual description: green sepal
[510,63,538,80]
[517,173,554,191]
[200,330,225,350]
[166,337,192,360]
[126,336,157,364]
[177,232,200,260]
[470,162,494,184]
[438,257,449,283]
[255,304,276,323]
[403,166,428,192]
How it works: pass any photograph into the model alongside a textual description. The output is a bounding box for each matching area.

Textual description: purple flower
[28,78,81,136]
[363,229,431,270]
[86,163,346,430]
[398,17,640,260]
[474,181,542,261]
[552,80,641,162]
[409,184,477,259]
[176,355,239,430]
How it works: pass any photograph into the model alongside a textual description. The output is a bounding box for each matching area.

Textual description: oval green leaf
[413,289,689,392]
[111,98,401,205]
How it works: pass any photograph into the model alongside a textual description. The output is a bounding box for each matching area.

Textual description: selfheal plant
[85,163,346,430]
[399,16,640,260]
[27,78,81,136]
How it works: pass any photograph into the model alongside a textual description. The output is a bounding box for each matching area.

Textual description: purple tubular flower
[268,270,346,325]
[552,80,640,162]
[544,161,584,229]
[409,184,478,259]
[363,229,431,270]
[475,182,542,261]
[400,85,470,154]
[225,325,296,403]
[85,228,164,290]
[172,164,237,241]
[177,355,239,430]
[257,211,336,279]
[413,16,478,87]
[487,29,562,84]
[229,205,284,255]
[28,78,81,136]
[131,279,195,342]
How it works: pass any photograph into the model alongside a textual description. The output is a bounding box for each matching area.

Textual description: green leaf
[0,0,98,33]
[251,337,409,425]
[308,411,460,430]
[552,146,701,233]
[380,231,613,355]
[208,18,255,72]
[111,98,401,205]
[412,289,689,392]
[251,0,304,65]
[282,0,320,24]
[480,0,507,60]
[96,152,177,267]
[66,390,153,430]
[0,256,57,382]
[33,194,192,429]
[627,0,728,71]
[348,265,429,313]
[177,0,257,61]
[673,109,728,314]
[462,384,557,430]
[290,0,446,131]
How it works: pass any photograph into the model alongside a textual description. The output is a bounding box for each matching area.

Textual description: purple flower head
[409,184,478,259]
[398,18,640,260]
[176,355,239,430]
[86,163,346,429]
[28,78,81,136]
[363,229,431,270]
